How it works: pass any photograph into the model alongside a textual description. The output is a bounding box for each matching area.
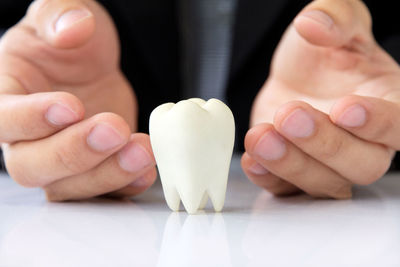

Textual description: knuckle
[18,121,37,139]
[369,116,394,142]
[318,136,345,160]
[284,156,308,179]
[91,167,118,191]
[54,144,89,175]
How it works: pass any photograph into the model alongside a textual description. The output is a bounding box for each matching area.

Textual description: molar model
[149,98,235,214]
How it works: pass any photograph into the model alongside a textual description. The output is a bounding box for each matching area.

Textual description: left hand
[0,0,157,201]
[242,0,400,198]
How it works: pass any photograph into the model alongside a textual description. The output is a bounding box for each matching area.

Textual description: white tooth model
[149,98,235,214]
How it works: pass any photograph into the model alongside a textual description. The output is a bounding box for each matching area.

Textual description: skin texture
[0,0,157,200]
[242,0,400,198]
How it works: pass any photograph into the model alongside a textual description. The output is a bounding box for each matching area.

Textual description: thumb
[293,0,373,48]
[24,0,95,49]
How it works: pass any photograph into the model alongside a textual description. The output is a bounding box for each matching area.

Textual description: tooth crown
[149,98,235,214]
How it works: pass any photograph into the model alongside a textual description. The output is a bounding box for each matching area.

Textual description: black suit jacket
[1,0,400,168]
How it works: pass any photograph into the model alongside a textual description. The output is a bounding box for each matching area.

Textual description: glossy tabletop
[1,156,400,267]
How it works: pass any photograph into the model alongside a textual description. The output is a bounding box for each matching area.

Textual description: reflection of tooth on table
[150,98,235,214]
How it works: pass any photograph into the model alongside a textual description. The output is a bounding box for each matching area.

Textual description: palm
[251,25,400,126]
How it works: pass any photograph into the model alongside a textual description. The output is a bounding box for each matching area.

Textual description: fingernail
[281,108,314,138]
[46,103,79,126]
[337,104,367,127]
[254,130,286,161]
[87,124,125,152]
[299,10,333,29]
[55,9,92,33]
[249,163,269,175]
[130,176,149,187]
[118,142,154,173]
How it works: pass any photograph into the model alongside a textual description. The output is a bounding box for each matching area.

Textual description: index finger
[0,90,84,143]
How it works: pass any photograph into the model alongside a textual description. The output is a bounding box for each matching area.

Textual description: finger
[331,95,400,151]
[44,133,157,201]
[245,124,352,199]
[273,101,392,185]
[241,152,300,196]
[3,112,131,187]
[105,168,158,199]
[0,92,84,143]
[25,0,95,49]
[0,52,51,94]
[293,0,372,47]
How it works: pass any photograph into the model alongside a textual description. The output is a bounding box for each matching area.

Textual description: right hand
[0,0,157,201]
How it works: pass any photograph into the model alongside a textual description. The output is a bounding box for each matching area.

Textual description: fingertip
[241,152,255,177]
[44,92,85,126]
[295,10,334,30]
[241,152,298,195]
[27,0,96,49]
[294,9,340,47]
[45,103,80,127]
[129,133,154,159]
[129,167,157,188]
[329,95,370,128]
[108,168,158,198]
[293,0,373,48]
[53,9,95,49]
[241,152,266,174]
[273,101,311,126]
[244,123,274,152]
[85,113,132,153]
[241,152,266,187]
[118,133,156,174]
[240,152,252,171]
[93,112,132,140]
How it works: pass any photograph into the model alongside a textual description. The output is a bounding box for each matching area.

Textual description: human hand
[0,0,157,200]
[242,0,400,198]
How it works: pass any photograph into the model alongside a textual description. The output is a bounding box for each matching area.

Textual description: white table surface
[0,156,400,267]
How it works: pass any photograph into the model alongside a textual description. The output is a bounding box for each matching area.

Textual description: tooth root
[199,192,209,210]
[208,179,228,212]
[162,183,181,211]
[178,187,206,214]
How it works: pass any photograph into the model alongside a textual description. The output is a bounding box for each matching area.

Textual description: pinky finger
[241,152,300,196]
